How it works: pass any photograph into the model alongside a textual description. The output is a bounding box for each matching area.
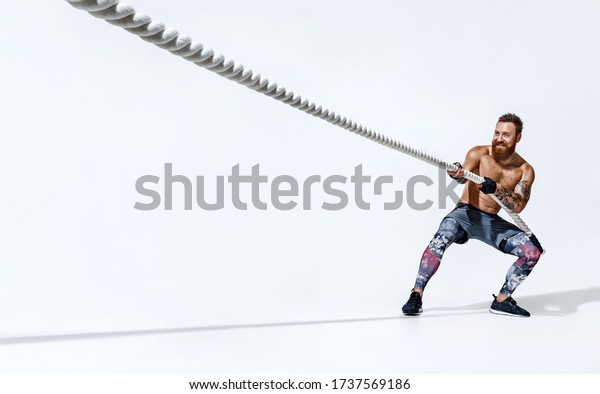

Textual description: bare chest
[479,155,523,189]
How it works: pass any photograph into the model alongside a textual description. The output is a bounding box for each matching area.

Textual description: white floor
[1,287,599,373]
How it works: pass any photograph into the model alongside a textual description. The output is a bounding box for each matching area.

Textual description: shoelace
[493,294,518,306]
[408,293,420,304]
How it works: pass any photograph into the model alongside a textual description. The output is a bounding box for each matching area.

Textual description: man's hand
[479,177,497,194]
[448,162,466,183]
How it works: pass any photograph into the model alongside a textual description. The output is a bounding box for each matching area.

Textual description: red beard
[492,140,515,160]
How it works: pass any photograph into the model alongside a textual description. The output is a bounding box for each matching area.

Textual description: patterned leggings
[414,217,541,296]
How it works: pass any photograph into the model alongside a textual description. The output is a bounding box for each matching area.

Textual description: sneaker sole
[489,307,529,318]
[402,308,423,316]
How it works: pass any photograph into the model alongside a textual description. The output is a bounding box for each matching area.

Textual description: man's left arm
[480,165,535,213]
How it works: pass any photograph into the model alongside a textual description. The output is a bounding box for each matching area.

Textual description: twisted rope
[64,0,537,239]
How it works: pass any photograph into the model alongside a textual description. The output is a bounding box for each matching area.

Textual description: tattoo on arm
[495,187,521,211]
[518,179,531,202]
[494,179,530,211]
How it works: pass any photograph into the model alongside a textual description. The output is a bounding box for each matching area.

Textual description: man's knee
[530,244,541,262]
[522,242,541,266]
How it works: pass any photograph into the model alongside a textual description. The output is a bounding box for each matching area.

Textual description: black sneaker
[402,291,423,316]
[489,294,530,317]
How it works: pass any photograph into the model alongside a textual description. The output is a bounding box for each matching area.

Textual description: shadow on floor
[0,316,400,346]
[1,287,598,345]
[425,286,600,317]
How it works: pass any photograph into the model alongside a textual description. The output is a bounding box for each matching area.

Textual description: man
[402,113,542,317]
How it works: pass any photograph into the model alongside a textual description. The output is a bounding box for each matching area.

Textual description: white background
[0,0,599,373]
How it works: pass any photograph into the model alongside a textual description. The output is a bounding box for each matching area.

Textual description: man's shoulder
[467,145,490,158]
[511,152,535,178]
[512,150,531,168]
[520,160,535,177]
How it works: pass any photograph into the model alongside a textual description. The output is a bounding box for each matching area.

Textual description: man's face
[492,122,521,160]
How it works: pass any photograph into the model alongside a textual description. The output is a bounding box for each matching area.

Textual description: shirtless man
[402,113,542,317]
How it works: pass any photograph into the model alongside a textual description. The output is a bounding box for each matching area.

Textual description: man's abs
[459,185,501,214]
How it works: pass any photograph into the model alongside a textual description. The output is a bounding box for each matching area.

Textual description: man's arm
[485,164,535,213]
[447,146,487,183]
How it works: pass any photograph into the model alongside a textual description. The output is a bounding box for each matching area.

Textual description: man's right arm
[448,145,486,182]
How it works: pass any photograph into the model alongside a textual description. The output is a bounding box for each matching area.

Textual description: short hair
[498,113,523,135]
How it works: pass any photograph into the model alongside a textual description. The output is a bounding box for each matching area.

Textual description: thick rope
[64,0,538,240]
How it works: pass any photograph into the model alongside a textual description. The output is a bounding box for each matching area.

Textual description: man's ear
[516,133,522,143]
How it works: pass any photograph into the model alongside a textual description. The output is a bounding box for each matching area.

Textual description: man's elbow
[514,202,528,214]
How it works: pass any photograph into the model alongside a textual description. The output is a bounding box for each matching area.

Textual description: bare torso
[460,145,533,214]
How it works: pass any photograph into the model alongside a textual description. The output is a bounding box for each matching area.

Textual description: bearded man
[402,113,542,317]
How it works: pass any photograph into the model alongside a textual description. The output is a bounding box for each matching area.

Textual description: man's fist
[448,162,465,183]
[479,177,497,194]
